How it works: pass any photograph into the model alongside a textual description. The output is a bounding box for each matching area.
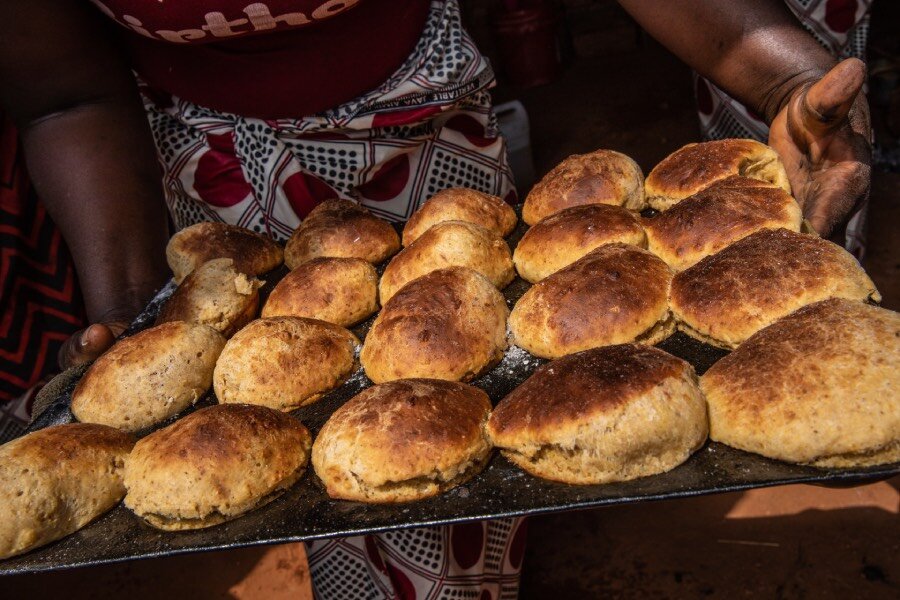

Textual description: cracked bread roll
[670,228,881,349]
[514,204,646,283]
[361,267,508,383]
[156,258,261,337]
[644,139,791,211]
[644,176,802,271]
[701,299,900,467]
[124,404,310,530]
[284,199,400,268]
[312,379,492,503]
[0,424,134,559]
[213,317,359,411]
[261,257,378,327]
[166,222,283,283]
[71,322,225,432]
[509,244,674,359]
[379,220,514,303]
[487,345,707,484]
[402,187,517,246]
[523,149,645,225]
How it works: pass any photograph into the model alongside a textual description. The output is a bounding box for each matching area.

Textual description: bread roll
[71,322,225,432]
[701,299,900,467]
[156,258,261,337]
[0,424,134,559]
[645,176,802,271]
[487,345,707,484]
[213,317,359,411]
[261,257,378,327]
[644,139,791,211]
[361,267,508,383]
[514,204,646,283]
[509,244,673,359]
[670,228,880,349]
[312,379,492,503]
[284,199,400,268]
[166,222,283,283]
[402,187,517,246]
[124,404,310,530]
[522,149,645,225]
[379,220,514,303]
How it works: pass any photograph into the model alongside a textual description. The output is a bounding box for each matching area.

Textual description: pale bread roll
[701,299,900,467]
[71,322,225,432]
[509,244,674,359]
[514,204,646,283]
[644,139,791,211]
[261,257,378,327]
[0,424,134,559]
[284,199,400,268]
[156,258,261,337]
[312,379,492,503]
[361,267,509,383]
[402,187,517,246]
[644,176,802,271]
[522,149,645,225]
[379,220,514,304]
[670,228,880,349]
[124,404,311,530]
[166,222,283,283]
[487,345,707,484]
[213,317,359,411]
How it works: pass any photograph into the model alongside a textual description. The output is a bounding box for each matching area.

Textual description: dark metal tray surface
[3,214,897,575]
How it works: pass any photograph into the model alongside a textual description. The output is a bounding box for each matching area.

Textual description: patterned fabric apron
[142,2,523,599]
[695,0,872,258]
[142,0,516,241]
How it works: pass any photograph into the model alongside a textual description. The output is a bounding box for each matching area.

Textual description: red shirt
[91,1,431,119]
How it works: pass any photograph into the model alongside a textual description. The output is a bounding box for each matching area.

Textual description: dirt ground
[6,32,899,600]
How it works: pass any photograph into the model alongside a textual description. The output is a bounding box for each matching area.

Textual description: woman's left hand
[768,58,872,238]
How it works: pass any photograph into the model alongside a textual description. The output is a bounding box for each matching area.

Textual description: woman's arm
[0,0,170,366]
[619,0,871,237]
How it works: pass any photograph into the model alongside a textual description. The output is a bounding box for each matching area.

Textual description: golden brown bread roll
[124,404,311,530]
[644,176,802,271]
[166,222,283,283]
[670,228,881,349]
[701,299,900,467]
[522,149,645,225]
[361,267,508,383]
[312,379,492,503]
[379,220,514,303]
[487,345,707,484]
[644,139,791,211]
[0,424,134,559]
[261,257,378,327]
[71,322,225,432]
[509,244,674,359]
[213,317,359,411]
[402,187,517,246]
[156,258,261,337]
[284,199,400,268]
[513,204,647,283]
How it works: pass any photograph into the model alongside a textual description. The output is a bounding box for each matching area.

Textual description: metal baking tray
[3,212,898,575]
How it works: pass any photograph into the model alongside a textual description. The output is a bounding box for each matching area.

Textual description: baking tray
[3,213,898,575]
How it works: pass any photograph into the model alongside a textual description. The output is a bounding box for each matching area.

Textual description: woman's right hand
[58,319,130,370]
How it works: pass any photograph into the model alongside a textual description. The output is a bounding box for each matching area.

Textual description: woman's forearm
[618,0,839,122]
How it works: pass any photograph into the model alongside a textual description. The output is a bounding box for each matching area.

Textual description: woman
[0,0,871,597]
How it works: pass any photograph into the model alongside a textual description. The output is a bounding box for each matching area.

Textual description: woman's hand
[58,316,131,370]
[768,58,872,238]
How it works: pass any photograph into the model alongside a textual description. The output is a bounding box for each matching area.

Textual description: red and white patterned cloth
[142,2,524,598]
[142,0,515,240]
[695,0,872,257]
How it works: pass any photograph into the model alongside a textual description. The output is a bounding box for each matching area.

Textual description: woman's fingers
[799,58,866,136]
[58,321,128,370]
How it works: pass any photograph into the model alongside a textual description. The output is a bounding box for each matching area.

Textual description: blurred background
[6,1,899,598]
